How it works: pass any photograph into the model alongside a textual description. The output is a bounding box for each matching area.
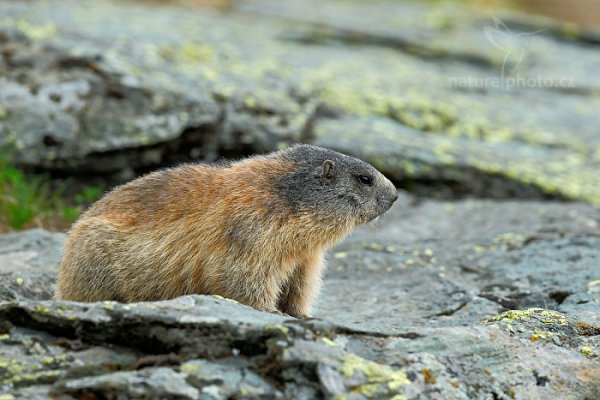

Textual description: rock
[180,359,277,399]
[1,194,599,399]
[0,0,599,398]
[484,309,599,353]
[1,0,600,203]
[0,229,64,302]
[55,368,201,400]
[318,195,600,333]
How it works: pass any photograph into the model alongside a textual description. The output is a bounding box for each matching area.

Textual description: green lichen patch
[2,370,61,387]
[159,42,214,64]
[492,232,528,250]
[0,18,57,41]
[485,309,568,343]
[314,76,600,204]
[33,305,49,316]
[579,346,594,358]
[102,301,117,311]
[487,309,567,325]
[484,309,599,356]
[333,354,410,399]
[0,353,68,387]
[0,357,23,377]
[263,325,289,335]
[180,361,201,378]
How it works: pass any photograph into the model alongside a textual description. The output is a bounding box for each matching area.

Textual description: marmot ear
[320,160,336,183]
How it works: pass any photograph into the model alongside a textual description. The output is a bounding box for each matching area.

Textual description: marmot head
[276,144,398,225]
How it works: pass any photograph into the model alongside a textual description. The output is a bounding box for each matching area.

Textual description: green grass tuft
[0,149,102,232]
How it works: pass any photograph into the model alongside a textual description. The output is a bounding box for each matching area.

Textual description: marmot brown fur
[55,145,398,317]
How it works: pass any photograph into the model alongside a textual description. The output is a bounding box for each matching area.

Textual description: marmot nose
[391,191,399,203]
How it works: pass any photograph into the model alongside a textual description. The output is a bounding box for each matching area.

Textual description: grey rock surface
[1,194,599,399]
[1,0,600,203]
[0,229,64,302]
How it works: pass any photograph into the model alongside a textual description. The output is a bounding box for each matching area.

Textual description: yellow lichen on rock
[579,346,594,358]
[263,325,289,335]
[335,354,410,398]
[180,361,202,378]
[487,309,567,326]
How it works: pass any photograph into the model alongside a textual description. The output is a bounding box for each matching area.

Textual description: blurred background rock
[0,0,598,232]
[518,0,600,28]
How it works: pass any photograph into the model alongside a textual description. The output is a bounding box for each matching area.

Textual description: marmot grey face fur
[55,144,397,318]
[277,145,398,225]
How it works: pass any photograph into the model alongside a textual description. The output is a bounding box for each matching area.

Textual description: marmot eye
[358,175,373,185]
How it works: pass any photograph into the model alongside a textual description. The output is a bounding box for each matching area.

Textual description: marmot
[55,144,398,317]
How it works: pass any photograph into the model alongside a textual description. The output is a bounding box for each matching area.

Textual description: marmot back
[55,144,398,317]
